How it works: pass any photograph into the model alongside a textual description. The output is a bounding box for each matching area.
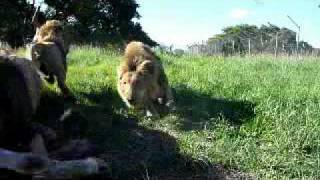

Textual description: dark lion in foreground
[117,41,174,117]
[0,52,103,177]
[0,51,42,148]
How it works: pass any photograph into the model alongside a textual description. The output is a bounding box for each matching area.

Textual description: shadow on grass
[173,85,256,131]
[21,88,252,179]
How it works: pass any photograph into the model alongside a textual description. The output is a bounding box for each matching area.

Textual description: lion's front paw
[146,109,160,119]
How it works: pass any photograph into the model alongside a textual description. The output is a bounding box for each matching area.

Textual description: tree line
[205,24,314,56]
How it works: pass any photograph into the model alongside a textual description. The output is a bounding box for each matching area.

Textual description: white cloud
[230,8,251,19]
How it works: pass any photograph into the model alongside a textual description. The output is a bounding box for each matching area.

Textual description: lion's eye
[123,82,127,85]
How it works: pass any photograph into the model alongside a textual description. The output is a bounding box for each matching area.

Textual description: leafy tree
[0,0,157,48]
[211,24,257,55]
[299,41,313,54]
[44,0,157,46]
[277,28,296,53]
[0,0,34,48]
[207,23,310,55]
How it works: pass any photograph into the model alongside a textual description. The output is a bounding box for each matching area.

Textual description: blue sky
[136,0,320,49]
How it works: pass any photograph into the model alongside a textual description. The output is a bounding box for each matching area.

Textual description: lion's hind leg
[55,68,71,99]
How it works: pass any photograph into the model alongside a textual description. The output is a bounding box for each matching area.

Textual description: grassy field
[34,46,320,179]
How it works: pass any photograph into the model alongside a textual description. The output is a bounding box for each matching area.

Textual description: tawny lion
[28,20,71,98]
[37,20,69,54]
[117,41,174,117]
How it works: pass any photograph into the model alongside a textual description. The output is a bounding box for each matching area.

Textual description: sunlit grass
[38,46,320,179]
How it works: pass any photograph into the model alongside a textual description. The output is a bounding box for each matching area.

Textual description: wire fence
[187,37,320,57]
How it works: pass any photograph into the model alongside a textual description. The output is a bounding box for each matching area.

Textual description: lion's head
[39,20,64,40]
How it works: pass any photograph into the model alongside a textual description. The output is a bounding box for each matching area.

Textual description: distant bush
[173,49,185,57]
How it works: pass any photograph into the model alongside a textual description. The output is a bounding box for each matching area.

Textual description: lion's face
[119,71,147,107]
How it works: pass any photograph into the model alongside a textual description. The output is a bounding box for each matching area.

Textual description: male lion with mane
[117,41,174,117]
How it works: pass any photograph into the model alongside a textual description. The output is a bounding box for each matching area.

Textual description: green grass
[37,46,320,179]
